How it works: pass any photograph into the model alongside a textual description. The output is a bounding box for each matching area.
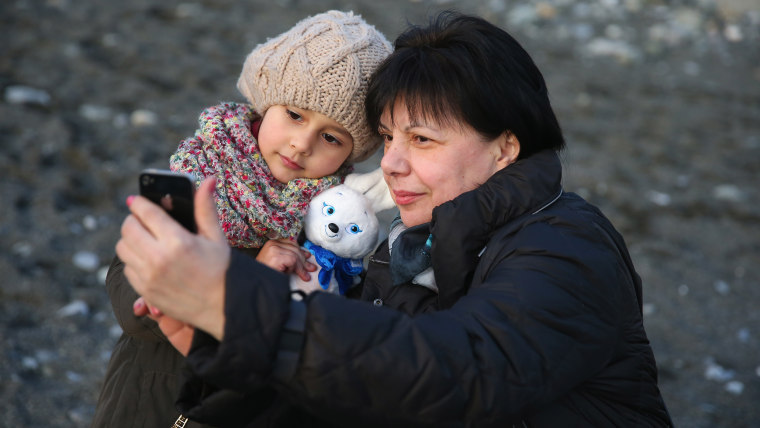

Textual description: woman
[117,11,673,427]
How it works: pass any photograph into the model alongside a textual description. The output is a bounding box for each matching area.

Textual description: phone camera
[141,175,154,186]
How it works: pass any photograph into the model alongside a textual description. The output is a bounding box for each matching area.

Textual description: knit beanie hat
[237,10,392,164]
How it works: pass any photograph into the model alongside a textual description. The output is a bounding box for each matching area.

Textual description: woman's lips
[393,190,424,205]
[279,155,302,170]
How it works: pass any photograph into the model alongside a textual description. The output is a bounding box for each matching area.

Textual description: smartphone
[139,169,197,233]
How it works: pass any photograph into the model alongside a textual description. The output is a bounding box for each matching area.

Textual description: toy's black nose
[328,223,339,233]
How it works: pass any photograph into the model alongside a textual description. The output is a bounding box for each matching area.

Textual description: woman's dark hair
[365,11,565,158]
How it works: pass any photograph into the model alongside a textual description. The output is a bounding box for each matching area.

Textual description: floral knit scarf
[169,102,348,248]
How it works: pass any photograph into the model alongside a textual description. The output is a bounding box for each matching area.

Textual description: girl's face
[258,105,353,183]
[379,100,520,227]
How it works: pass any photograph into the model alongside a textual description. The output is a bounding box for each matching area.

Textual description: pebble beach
[2,0,759,426]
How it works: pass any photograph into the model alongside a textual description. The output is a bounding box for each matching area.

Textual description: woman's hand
[257,238,316,281]
[116,177,229,340]
[134,297,195,356]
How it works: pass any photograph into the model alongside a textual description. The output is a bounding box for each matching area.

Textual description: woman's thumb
[195,177,226,242]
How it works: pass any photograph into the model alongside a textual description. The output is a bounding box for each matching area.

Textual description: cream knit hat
[237,10,392,164]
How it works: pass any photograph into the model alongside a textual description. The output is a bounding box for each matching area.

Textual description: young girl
[91,11,391,428]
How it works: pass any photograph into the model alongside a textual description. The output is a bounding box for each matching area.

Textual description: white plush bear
[290,184,380,296]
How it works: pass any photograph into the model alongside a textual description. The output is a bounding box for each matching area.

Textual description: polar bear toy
[290,184,380,296]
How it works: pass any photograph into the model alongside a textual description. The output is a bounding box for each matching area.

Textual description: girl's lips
[279,155,302,170]
[393,190,424,205]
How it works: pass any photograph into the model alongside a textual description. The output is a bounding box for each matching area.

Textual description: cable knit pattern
[169,102,347,248]
[237,10,391,163]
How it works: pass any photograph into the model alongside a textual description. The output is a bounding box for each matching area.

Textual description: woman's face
[379,100,519,227]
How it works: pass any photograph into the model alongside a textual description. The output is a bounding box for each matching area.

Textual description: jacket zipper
[368,255,389,266]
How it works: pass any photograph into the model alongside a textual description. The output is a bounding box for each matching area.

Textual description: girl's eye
[322,202,335,216]
[322,133,341,145]
[287,109,302,121]
[346,224,363,234]
[380,133,392,142]
[414,135,430,144]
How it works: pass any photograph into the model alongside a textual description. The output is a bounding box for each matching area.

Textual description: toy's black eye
[346,224,363,234]
[322,203,335,216]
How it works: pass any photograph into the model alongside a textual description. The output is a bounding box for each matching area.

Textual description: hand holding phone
[139,169,197,233]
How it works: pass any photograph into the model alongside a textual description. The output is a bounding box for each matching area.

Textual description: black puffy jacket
[91,256,211,428]
[177,150,673,427]
[92,250,259,428]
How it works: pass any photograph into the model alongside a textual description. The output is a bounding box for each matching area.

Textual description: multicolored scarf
[170,102,348,248]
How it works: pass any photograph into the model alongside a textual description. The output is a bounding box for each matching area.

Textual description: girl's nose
[290,134,313,155]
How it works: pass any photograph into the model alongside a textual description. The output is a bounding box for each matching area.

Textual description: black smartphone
[139,169,197,233]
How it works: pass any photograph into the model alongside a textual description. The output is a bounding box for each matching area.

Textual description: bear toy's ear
[343,167,395,213]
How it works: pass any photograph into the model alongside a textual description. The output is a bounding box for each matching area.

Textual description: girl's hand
[257,238,316,281]
[134,297,195,356]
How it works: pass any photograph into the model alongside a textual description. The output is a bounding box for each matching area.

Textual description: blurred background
[1,0,758,426]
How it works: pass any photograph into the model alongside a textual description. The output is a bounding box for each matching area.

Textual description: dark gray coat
[91,256,216,428]
[92,248,259,428]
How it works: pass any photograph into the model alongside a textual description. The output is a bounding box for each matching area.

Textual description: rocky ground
[1,0,759,426]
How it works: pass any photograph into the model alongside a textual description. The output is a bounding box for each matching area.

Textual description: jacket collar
[430,149,563,308]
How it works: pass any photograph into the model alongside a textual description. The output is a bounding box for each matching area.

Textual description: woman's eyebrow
[406,120,443,134]
[405,121,427,132]
[378,119,440,133]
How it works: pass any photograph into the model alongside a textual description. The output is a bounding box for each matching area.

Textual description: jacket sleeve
[179,226,629,426]
[105,255,168,342]
[175,249,295,426]
[290,221,628,426]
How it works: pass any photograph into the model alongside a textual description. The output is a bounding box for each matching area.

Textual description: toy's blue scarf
[303,240,363,295]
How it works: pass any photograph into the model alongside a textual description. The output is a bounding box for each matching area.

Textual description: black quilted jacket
[176,150,673,427]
